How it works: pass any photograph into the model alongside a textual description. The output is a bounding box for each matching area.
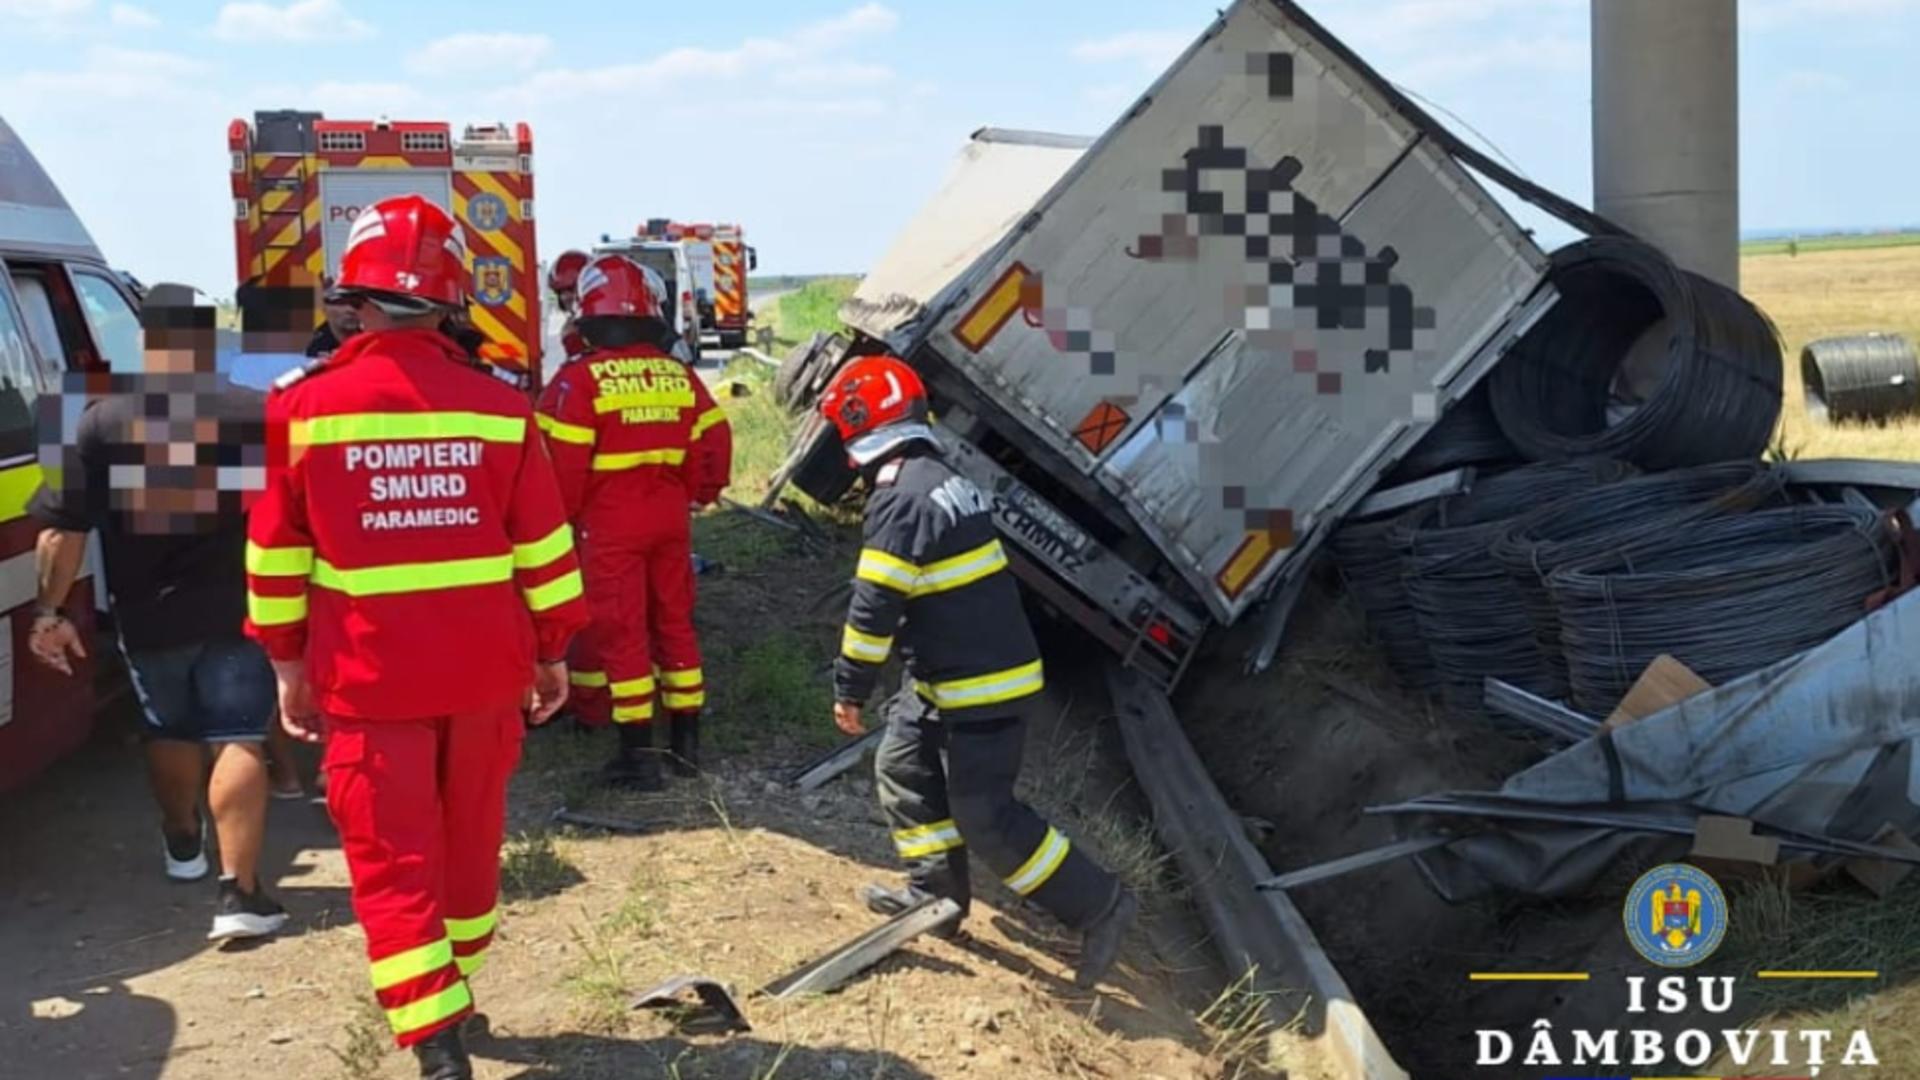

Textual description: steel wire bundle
[1488,237,1783,470]
[1492,462,1787,692]
[1330,509,1438,689]
[1386,382,1520,484]
[1549,505,1896,716]
[1395,459,1637,717]
[1801,334,1920,424]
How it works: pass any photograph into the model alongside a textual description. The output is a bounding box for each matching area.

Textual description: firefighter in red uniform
[536,254,731,789]
[246,195,588,1080]
[547,249,590,361]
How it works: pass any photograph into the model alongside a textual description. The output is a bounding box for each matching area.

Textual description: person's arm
[832,490,918,732]
[534,368,595,523]
[687,376,732,507]
[507,407,589,724]
[245,392,320,739]
[28,529,89,675]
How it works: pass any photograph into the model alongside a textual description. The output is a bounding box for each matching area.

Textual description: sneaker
[163,822,209,883]
[207,876,289,942]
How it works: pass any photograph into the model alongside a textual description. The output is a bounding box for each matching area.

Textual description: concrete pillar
[1592,0,1739,289]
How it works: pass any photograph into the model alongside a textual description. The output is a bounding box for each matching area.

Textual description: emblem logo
[473,257,512,307]
[1624,862,1728,968]
[469,192,508,233]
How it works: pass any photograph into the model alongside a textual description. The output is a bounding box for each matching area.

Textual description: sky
[2,0,1917,294]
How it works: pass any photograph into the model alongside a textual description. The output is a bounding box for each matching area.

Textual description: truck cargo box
[914,0,1554,624]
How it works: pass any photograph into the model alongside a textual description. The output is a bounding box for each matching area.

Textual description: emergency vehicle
[227,111,545,389]
[592,234,703,364]
[0,114,124,792]
[639,220,756,348]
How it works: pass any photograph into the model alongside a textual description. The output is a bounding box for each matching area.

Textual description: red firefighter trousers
[568,529,706,728]
[323,706,524,1047]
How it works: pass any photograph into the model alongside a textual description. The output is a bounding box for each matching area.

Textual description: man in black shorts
[28,283,286,942]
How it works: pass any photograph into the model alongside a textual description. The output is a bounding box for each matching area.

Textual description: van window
[71,270,142,374]
[9,273,67,381]
[0,290,46,460]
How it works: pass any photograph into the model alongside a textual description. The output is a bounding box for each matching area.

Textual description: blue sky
[2,0,1916,293]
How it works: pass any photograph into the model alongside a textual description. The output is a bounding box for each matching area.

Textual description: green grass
[500,830,586,901]
[764,277,858,354]
[711,631,837,754]
[1742,230,1920,257]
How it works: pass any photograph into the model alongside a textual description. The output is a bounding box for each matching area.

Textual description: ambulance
[0,114,127,791]
[227,110,545,389]
[638,220,757,349]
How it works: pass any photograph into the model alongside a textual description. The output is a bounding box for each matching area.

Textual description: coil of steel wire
[1488,237,1783,470]
[1330,508,1438,689]
[1395,459,1637,718]
[1492,461,1787,692]
[1386,382,1521,484]
[1549,505,1896,716]
[1801,333,1920,424]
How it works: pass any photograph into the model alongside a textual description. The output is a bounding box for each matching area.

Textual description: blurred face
[323,299,362,338]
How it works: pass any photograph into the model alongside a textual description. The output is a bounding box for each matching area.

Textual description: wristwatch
[32,602,66,622]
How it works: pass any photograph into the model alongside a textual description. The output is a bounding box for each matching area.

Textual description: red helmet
[548,250,589,307]
[576,254,664,321]
[332,194,467,309]
[819,355,932,465]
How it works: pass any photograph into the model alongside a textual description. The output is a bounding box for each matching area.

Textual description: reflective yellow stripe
[0,463,44,523]
[610,675,657,698]
[916,659,1045,710]
[536,412,596,445]
[246,542,313,576]
[248,592,308,626]
[595,389,695,413]
[523,570,584,612]
[570,670,608,688]
[663,689,705,710]
[292,411,525,446]
[370,939,454,991]
[613,702,655,722]
[912,540,1007,596]
[893,819,964,859]
[445,910,498,943]
[842,624,894,663]
[385,981,473,1037]
[855,548,920,593]
[660,668,703,689]
[455,953,486,977]
[591,448,687,471]
[312,554,514,597]
[512,524,574,570]
[691,406,728,440]
[1005,827,1070,896]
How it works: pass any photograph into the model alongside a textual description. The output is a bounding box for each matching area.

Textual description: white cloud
[1070,30,1189,71]
[775,63,895,89]
[108,2,157,27]
[3,45,207,99]
[494,3,900,105]
[211,0,371,43]
[407,32,552,77]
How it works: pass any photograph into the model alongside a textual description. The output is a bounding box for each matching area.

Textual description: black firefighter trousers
[874,691,1118,931]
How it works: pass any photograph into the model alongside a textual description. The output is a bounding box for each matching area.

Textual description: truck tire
[774,333,828,408]
[788,414,857,504]
[798,334,852,406]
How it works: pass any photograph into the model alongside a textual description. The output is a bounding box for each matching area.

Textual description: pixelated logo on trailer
[468,193,508,233]
[472,258,513,307]
[1624,862,1727,968]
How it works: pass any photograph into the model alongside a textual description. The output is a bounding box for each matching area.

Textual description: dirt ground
[0,500,1296,1080]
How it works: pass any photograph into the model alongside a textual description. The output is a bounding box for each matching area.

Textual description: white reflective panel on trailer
[316,169,455,279]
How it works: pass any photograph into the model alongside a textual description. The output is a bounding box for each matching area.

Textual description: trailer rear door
[317,169,454,279]
[924,0,1548,622]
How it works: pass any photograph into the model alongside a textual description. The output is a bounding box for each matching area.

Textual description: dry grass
[1745,244,1920,461]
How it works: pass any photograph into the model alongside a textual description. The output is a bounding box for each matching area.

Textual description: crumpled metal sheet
[1379,586,1920,900]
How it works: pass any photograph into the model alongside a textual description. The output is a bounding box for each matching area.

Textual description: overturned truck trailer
[790,0,1574,687]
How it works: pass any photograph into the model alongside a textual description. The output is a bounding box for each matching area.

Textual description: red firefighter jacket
[534,346,733,537]
[245,329,589,720]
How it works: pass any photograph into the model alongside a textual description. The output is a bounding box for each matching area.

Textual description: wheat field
[1744,243,1920,461]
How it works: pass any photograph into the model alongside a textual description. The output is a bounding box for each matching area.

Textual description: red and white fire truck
[639,219,756,349]
[228,111,545,387]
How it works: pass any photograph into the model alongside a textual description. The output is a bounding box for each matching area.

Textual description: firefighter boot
[412,1025,473,1080]
[857,883,962,939]
[1074,887,1139,990]
[667,712,700,778]
[603,724,664,792]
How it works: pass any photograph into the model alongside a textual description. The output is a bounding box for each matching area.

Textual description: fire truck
[228,111,544,388]
[639,219,756,349]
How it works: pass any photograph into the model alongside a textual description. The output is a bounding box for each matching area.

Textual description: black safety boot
[667,712,701,778]
[1075,888,1138,989]
[412,1025,473,1080]
[603,724,664,792]
[858,883,962,939]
